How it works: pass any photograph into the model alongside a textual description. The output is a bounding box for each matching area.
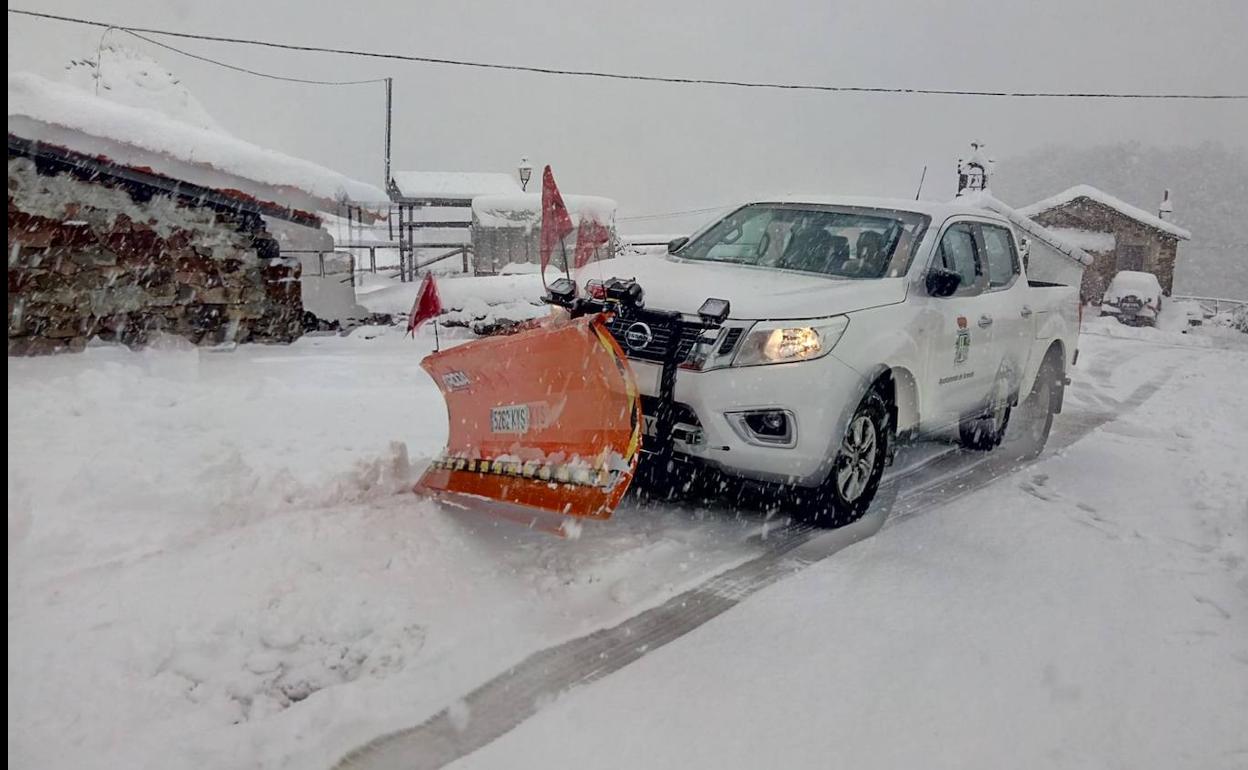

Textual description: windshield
[675,203,930,279]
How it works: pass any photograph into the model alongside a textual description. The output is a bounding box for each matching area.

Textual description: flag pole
[433,317,440,352]
[560,238,571,282]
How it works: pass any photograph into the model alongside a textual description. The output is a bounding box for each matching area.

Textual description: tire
[959,378,1012,451]
[790,388,891,528]
[1001,352,1062,463]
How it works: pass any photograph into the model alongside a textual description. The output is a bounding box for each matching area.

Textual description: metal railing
[1171,295,1248,317]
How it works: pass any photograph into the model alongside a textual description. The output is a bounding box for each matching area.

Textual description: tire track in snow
[333,356,1182,770]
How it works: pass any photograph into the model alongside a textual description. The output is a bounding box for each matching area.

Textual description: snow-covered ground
[8,311,1247,769]
[454,328,1248,770]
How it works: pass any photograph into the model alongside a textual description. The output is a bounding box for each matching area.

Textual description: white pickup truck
[576,196,1080,525]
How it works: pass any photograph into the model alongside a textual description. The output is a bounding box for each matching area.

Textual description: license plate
[490,404,531,434]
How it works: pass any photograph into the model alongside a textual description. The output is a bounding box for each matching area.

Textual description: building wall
[1028,198,1180,302]
[7,156,303,355]
[264,215,368,323]
[471,223,618,275]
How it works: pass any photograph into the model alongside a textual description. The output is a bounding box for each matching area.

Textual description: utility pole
[384,77,393,195]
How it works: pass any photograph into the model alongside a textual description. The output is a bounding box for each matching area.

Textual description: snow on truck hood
[578,253,907,320]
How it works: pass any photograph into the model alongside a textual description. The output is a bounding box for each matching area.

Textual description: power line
[122,30,387,86]
[10,7,1248,101]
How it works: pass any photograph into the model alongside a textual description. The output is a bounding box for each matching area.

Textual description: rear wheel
[1002,352,1062,462]
[959,378,1012,451]
[791,388,890,528]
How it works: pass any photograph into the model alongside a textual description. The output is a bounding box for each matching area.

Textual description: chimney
[1158,189,1173,221]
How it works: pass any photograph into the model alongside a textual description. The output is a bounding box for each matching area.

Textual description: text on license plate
[490,404,531,434]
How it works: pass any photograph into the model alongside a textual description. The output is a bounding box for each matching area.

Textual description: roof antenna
[914,165,928,200]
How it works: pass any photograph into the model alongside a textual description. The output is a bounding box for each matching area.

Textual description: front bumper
[627,355,869,487]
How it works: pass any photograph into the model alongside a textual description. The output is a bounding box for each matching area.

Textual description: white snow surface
[8,329,761,770]
[390,171,520,200]
[1046,227,1117,252]
[1104,270,1164,301]
[7,72,384,205]
[9,310,1246,770]
[456,333,1247,770]
[355,272,547,317]
[62,45,225,132]
[1019,184,1193,241]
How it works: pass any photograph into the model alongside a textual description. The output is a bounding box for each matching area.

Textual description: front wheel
[790,389,890,528]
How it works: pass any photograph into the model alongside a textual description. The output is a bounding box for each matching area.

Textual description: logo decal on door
[954,315,971,365]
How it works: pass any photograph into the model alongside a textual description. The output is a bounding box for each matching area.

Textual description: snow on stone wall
[7,157,303,354]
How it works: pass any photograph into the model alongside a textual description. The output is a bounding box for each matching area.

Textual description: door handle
[978,314,994,328]
[1020,306,1033,318]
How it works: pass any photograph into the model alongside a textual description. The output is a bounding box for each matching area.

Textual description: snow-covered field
[8,315,1247,769]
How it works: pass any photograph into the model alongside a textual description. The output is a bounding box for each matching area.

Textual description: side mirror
[926,267,962,298]
[667,236,689,254]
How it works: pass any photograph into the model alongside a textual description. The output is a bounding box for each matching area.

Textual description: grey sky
[8,0,1248,231]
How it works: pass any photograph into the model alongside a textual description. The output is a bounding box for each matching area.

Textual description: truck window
[980,225,1020,289]
[935,224,981,292]
[678,203,930,278]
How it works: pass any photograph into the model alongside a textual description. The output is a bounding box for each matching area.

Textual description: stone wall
[1029,198,1180,302]
[7,157,303,355]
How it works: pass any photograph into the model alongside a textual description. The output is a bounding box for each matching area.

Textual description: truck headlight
[731,316,849,367]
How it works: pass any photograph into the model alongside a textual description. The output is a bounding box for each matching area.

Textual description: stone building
[7,72,385,354]
[1019,185,1190,303]
[8,137,312,354]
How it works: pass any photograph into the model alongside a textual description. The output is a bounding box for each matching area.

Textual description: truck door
[922,221,994,430]
[975,223,1030,408]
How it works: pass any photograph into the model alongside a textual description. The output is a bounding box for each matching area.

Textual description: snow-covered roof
[1019,184,1191,241]
[391,171,520,200]
[472,193,617,228]
[7,72,385,209]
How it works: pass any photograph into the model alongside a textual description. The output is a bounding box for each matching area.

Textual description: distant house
[7,72,385,353]
[1019,185,1191,302]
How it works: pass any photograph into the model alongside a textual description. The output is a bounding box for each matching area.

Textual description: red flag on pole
[407,272,443,336]
[573,217,611,270]
[539,165,574,286]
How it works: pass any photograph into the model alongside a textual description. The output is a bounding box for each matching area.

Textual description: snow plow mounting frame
[545,278,728,480]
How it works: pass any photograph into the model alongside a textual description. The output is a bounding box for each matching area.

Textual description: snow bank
[357,272,546,318]
[7,72,385,205]
[354,272,553,335]
[1019,184,1192,241]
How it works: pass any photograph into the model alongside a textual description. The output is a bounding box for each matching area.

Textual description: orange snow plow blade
[415,313,643,534]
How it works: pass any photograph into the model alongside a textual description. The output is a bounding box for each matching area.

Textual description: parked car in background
[1101,270,1164,327]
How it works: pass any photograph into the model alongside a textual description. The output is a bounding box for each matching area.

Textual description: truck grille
[604,314,705,363]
